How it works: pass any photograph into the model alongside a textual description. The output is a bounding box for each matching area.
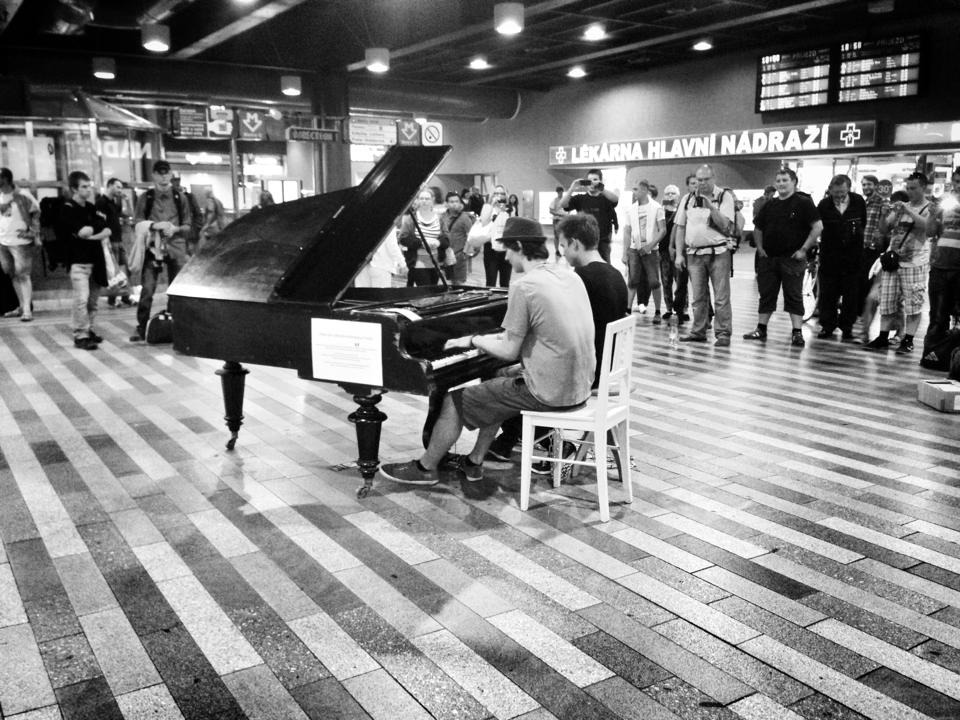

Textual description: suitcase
[145,310,173,344]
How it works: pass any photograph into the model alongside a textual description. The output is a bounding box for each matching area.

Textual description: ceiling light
[584,23,606,41]
[567,65,587,78]
[692,38,713,51]
[365,47,390,73]
[494,3,524,35]
[141,23,170,53]
[92,57,116,80]
[280,75,301,96]
[469,56,491,70]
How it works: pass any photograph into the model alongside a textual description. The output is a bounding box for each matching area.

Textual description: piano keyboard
[429,348,483,369]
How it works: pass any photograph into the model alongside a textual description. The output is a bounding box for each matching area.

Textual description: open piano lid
[167,144,452,308]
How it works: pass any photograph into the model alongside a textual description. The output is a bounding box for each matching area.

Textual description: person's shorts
[879,263,928,316]
[451,375,582,431]
[626,248,660,290]
[0,243,36,274]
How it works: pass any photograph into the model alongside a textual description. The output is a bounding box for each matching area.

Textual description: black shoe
[379,460,439,486]
[679,334,707,343]
[531,441,577,475]
[106,297,117,308]
[120,296,134,307]
[485,440,514,462]
[743,328,767,341]
[791,332,805,347]
[662,311,673,321]
[88,331,103,344]
[679,313,690,323]
[896,337,914,353]
[841,329,855,341]
[129,332,144,342]
[817,329,835,339]
[865,336,890,350]
[653,312,662,325]
[74,337,99,351]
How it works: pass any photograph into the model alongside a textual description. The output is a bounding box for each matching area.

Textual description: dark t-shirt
[755,192,820,257]
[816,193,866,266]
[58,199,107,266]
[575,261,629,388]
[566,193,619,242]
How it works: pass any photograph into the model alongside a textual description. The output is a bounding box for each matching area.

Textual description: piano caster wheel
[356,484,371,499]
[226,433,238,451]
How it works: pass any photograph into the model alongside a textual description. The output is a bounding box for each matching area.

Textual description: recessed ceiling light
[494,2,524,35]
[92,57,116,80]
[692,39,713,51]
[365,47,390,73]
[469,57,491,70]
[567,65,587,78]
[141,24,170,53]
[583,23,606,41]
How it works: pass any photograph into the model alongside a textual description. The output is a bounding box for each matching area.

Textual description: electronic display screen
[757,49,831,112]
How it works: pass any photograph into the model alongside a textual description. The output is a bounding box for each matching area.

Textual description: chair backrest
[594,315,634,416]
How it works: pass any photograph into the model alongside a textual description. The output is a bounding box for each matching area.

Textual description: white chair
[519,315,634,522]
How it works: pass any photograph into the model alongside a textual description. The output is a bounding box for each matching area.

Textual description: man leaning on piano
[379,216,597,498]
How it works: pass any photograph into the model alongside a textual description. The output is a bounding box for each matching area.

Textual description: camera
[578,179,591,186]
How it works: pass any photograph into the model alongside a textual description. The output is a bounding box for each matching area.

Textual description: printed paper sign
[311,318,383,386]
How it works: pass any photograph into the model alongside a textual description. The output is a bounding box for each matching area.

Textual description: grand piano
[167,145,508,496]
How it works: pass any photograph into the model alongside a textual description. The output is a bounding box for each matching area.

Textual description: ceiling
[0,0,952,93]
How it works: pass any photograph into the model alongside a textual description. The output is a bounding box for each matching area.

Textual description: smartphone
[578,179,591,186]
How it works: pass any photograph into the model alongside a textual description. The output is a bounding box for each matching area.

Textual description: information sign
[348,117,398,145]
[173,107,207,138]
[286,127,339,142]
[757,48,831,113]
[838,34,921,104]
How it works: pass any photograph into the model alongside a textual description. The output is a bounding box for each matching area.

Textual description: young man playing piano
[379,217,596,498]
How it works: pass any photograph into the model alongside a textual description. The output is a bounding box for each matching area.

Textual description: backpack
[143,188,184,227]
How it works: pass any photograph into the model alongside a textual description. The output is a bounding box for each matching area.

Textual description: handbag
[443,246,457,266]
[145,310,173,344]
[879,249,900,272]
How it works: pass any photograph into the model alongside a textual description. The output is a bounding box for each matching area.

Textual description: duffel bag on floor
[146,310,173,344]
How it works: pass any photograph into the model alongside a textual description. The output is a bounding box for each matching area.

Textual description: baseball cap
[152,159,171,174]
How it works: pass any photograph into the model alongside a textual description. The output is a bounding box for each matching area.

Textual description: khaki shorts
[451,375,584,431]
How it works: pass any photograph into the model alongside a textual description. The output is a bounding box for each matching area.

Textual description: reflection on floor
[1,256,959,720]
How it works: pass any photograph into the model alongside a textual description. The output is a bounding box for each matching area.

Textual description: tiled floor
[1,252,959,719]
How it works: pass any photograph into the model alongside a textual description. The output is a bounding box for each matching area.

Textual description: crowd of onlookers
[4,160,959,371]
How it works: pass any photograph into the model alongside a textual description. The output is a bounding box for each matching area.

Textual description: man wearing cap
[130,159,192,342]
[379,217,595,497]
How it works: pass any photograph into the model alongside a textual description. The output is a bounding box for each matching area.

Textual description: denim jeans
[70,263,100,339]
[136,253,183,336]
[686,251,732,338]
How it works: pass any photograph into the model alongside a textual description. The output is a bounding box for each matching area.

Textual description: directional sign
[396,119,422,146]
[348,117,398,145]
[421,122,443,146]
[286,127,339,142]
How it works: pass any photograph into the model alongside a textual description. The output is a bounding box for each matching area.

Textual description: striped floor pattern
[1,257,959,719]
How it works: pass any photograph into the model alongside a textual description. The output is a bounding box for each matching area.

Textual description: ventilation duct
[45,0,95,35]
[349,76,521,122]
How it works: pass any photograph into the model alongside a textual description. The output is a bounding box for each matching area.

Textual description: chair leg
[572,431,591,478]
[594,432,610,522]
[551,429,562,488]
[520,416,534,511]
[616,421,633,504]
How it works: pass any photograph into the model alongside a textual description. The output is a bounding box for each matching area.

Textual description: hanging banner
[548,120,877,166]
[172,107,207,138]
[206,106,234,138]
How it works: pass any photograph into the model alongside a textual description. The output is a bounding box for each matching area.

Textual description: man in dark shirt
[484,213,627,466]
[560,168,619,263]
[745,168,822,347]
[816,175,867,340]
[58,171,112,350]
[441,191,474,283]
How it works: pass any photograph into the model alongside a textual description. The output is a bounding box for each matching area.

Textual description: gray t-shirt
[501,263,595,406]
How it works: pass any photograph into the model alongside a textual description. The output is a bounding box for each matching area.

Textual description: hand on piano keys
[443,334,476,352]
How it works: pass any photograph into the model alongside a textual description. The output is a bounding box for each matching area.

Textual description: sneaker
[73,337,99,351]
[817,329,835,339]
[106,297,117,308]
[841,329,855,341]
[791,332,805,347]
[129,332,144,342]
[865,335,890,350]
[742,328,767,341]
[88,330,103,344]
[120,296,134,307]
[531,441,577,475]
[678,313,690,323]
[653,312,662,325]
[679,334,707,343]
[460,458,484,482]
[379,460,439,486]
[714,336,730,347]
[438,453,464,472]
[662,311,673,321]
[896,337,914,353]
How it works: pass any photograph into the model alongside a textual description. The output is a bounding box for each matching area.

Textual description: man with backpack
[674,164,736,346]
[130,159,192,342]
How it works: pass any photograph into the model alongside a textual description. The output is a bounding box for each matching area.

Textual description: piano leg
[348,391,387,499]
[216,361,249,450]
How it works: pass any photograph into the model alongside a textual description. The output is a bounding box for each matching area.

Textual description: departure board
[838,35,921,103]
[757,48,831,112]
